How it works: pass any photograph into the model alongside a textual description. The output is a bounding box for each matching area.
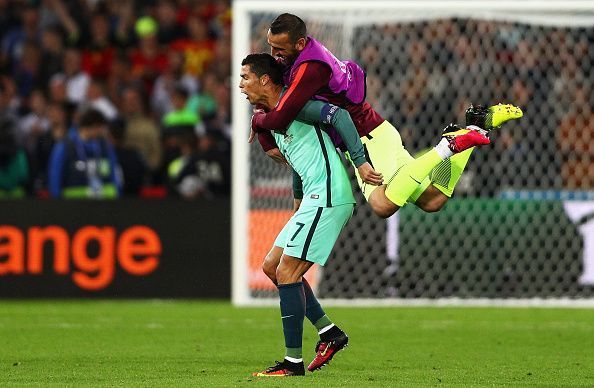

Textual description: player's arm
[296,100,384,186]
[292,169,303,212]
[252,62,331,132]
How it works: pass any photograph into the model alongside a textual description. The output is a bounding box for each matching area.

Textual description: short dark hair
[269,13,306,43]
[241,53,284,86]
[79,108,107,127]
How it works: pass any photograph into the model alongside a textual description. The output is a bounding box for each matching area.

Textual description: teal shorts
[274,204,354,266]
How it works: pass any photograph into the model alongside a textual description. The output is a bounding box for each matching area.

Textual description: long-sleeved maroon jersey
[255,61,384,151]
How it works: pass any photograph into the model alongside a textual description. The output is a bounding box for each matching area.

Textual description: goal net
[232,1,594,306]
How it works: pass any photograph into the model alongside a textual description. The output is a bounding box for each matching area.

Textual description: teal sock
[278,282,305,360]
[303,278,329,327]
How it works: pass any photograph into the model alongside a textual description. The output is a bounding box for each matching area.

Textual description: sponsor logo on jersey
[283,133,293,144]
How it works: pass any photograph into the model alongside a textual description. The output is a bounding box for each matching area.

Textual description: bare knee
[262,257,277,283]
[369,186,399,219]
[262,246,283,284]
[276,255,312,285]
[371,203,396,219]
[422,198,447,212]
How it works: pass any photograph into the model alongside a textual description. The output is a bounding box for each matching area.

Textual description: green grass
[0,301,592,387]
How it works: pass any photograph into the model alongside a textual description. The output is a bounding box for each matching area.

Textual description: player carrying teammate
[250,13,522,218]
[240,53,491,376]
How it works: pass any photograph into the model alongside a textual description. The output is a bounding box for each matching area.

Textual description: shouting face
[239,64,265,105]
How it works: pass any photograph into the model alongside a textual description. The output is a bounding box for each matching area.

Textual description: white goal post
[231,0,594,307]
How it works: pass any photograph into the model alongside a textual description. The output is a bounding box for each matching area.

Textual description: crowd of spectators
[3,5,593,200]
[0,0,231,199]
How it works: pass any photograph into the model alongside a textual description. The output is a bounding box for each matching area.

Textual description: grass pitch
[0,300,592,386]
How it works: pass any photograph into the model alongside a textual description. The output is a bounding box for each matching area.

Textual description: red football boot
[307,331,349,372]
[252,359,305,377]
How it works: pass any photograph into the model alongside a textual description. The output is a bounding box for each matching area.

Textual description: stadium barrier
[322,198,594,299]
[0,199,230,298]
[245,199,594,303]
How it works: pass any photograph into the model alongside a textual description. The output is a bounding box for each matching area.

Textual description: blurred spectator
[121,86,162,174]
[47,108,120,198]
[61,47,90,105]
[130,16,169,94]
[160,84,197,175]
[170,13,215,77]
[167,132,196,197]
[105,51,135,108]
[156,0,186,45]
[0,76,19,125]
[39,25,65,88]
[32,101,70,193]
[151,50,197,118]
[189,73,218,128]
[86,78,118,121]
[18,89,50,153]
[162,84,199,135]
[169,129,230,199]
[1,4,39,75]
[48,73,68,105]
[14,41,41,98]
[81,12,115,79]
[558,84,594,189]
[0,118,29,198]
[109,118,147,196]
[108,0,136,48]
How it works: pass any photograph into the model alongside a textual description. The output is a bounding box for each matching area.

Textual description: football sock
[278,282,305,360]
[430,148,474,197]
[385,148,445,206]
[302,278,328,326]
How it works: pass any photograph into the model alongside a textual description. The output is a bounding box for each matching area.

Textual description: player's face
[239,65,264,105]
[267,31,301,67]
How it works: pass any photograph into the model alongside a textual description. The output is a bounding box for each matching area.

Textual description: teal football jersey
[274,116,355,208]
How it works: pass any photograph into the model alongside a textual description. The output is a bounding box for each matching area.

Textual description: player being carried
[250,13,523,219]
[240,53,492,376]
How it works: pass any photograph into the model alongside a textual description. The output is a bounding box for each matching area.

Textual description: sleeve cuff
[352,156,367,168]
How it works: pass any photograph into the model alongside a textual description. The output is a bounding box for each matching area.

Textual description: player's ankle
[320,324,343,341]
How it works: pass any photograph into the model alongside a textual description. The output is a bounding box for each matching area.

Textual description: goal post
[232,0,594,306]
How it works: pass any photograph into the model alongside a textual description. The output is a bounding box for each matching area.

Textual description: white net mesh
[238,5,594,301]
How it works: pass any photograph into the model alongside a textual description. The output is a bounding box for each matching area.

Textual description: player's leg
[264,229,343,336]
[359,105,522,216]
[253,252,310,377]
[361,123,489,218]
[384,124,489,207]
[253,205,354,376]
[352,121,486,217]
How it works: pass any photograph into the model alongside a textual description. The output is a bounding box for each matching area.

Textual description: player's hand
[358,162,383,186]
[266,148,288,165]
[249,109,265,143]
